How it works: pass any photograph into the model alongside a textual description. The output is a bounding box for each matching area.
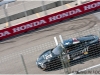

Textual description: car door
[65,42,89,61]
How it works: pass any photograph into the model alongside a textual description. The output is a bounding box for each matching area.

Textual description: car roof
[63,35,99,46]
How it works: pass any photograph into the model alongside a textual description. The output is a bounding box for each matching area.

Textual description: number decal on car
[46,54,52,59]
[70,46,89,60]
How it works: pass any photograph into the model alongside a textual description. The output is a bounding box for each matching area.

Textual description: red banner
[0,1,100,40]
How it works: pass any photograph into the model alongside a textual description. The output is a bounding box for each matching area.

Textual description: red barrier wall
[0,1,100,40]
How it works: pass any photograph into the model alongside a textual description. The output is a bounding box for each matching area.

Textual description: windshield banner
[0,1,100,40]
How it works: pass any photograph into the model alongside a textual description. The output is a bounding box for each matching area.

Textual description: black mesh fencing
[0,32,100,74]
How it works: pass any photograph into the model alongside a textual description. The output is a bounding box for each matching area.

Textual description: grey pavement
[94,10,100,20]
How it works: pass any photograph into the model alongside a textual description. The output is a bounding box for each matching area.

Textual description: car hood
[36,49,54,64]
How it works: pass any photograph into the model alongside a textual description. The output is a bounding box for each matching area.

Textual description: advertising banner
[0,1,100,40]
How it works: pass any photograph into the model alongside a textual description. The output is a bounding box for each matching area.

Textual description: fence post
[54,37,59,46]
[60,0,64,10]
[59,43,67,74]
[59,35,63,43]
[58,35,71,74]
[54,36,66,73]
[60,43,71,74]
[20,54,28,74]
[22,1,29,20]
[41,0,47,16]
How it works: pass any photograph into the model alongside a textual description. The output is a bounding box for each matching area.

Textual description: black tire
[39,64,47,71]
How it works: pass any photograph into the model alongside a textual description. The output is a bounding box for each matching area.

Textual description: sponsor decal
[0,31,11,37]
[12,20,46,33]
[84,2,100,10]
[70,47,89,60]
[48,9,82,22]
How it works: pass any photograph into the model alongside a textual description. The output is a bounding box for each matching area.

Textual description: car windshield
[52,44,63,55]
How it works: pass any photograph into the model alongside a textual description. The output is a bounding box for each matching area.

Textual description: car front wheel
[40,64,47,71]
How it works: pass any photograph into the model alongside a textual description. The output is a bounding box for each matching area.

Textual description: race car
[36,35,100,71]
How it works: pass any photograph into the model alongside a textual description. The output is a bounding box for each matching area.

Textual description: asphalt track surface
[0,11,100,74]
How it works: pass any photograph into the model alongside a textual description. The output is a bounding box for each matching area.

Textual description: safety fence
[60,24,100,74]
[0,40,56,74]
[0,1,100,74]
[0,24,100,74]
[62,24,100,40]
